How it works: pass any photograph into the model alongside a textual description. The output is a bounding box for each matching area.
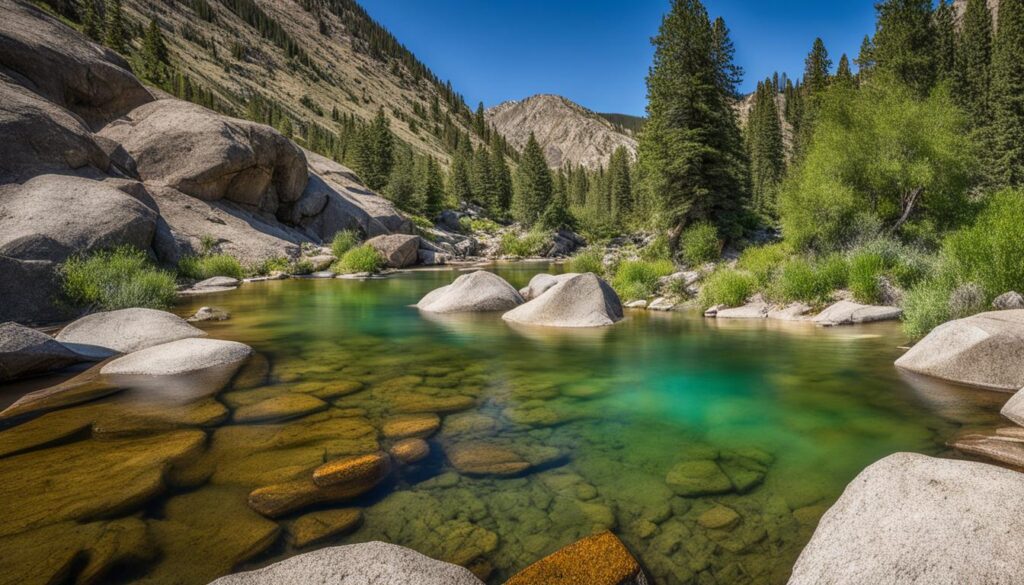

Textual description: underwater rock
[233,394,328,423]
[288,379,365,400]
[502,273,623,328]
[504,531,648,585]
[665,460,734,497]
[0,362,119,420]
[417,271,524,313]
[313,451,392,488]
[390,438,430,464]
[698,505,741,530]
[187,306,231,322]
[389,392,476,414]
[208,541,486,585]
[812,301,902,326]
[0,321,81,381]
[55,308,206,359]
[382,413,441,439]
[249,476,376,519]
[288,508,363,549]
[101,338,253,376]
[447,443,531,477]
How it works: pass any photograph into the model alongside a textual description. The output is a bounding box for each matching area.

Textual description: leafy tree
[746,79,785,217]
[607,146,633,223]
[873,0,936,96]
[934,0,957,83]
[513,133,553,226]
[637,0,750,245]
[353,109,393,191]
[990,0,1024,187]
[140,18,170,83]
[780,76,977,251]
[104,0,127,53]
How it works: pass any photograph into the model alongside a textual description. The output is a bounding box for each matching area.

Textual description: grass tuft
[335,244,384,274]
[61,246,177,311]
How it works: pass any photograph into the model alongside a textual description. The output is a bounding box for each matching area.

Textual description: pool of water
[0,263,1007,585]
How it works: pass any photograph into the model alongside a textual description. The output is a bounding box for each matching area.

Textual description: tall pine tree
[873,0,936,96]
[934,0,957,83]
[104,0,127,53]
[954,0,994,126]
[82,0,102,41]
[834,54,855,87]
[793,38,832,157]
[991,0,1024,186]
[489,132,513,215]
[353,109,394,191]
[140,18,169,83]
[855,35,877,80]
[513,133,553,226]
[746,80,785,218]
[447,142,474,206]
[607,146,633,223]
[419,156,445,216]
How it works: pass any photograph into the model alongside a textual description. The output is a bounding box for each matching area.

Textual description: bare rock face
[98,99,308,215]
[502,273,624,328]
[366,234,421,268]
[519,273,579,301]
[486,94,637,170]
[788,453,1024,585]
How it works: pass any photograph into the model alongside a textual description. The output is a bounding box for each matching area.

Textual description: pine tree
[834,54,855,87]
[513,133,553,226]
[471,146,496,210]
[489,132,513,215]
[804,38,833,96]
[607,146,633,223]
[746,80,785,217]
[82,0,102,41]
[104,0,127,53]
[954,0,994,125]
[539,177,572,230]
[385,145,417,211]
[710,17,743,99]
[473,102,487,138]
[637,0,750,244]
[447,144,474,205]
[990,0,1024,186]
[420,156,445,216]
[141,18,169,83]
[855,35,877,79]
[353,109,394,191]
[873,0,936,96]
[934,0,957,83]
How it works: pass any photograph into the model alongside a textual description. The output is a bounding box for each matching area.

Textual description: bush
[767,254,847,304]
[499,231,548,257]
[679,222,720,265]
[291,259,315,275]
[178,253,245,280]
[62,246,177,311]
[698,268,757,310]
[459,217,501,235]
[249,256,290,277]
[611,259,675,300]
[902,278,955,339]
[408,214,434,230]
[847,250,887,304]
[566,247,605,275]
[331,230,360,258]
[737,242,791,287]
[336,244,384,274]
[939,188,1024,298]
[640,235,671,262]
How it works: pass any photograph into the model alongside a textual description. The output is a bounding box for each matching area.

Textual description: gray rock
[306,254,336,271]
[0,322,81,381]
[56,308,206,359]
[1000,388,1024,426]
[208,541,484,585]
[100,338,252,376]
[812,301,902,326]
[716,303,769,320]
[768,303,813,321]
[625,300,648,309]
[993,291,1024,311]
[98,99,307,214]
[437,210,462,232]
[895,310,1024,392]
[648,297,675,311]
[418,271,524,314]
[417,249,448,266]
[704,304,726,317]
[366,234,420,268]
[188,307,231,322]
[788,453,1024,585]
[519,273,579,301]
[0,0,152,129]
[502,273,623,328]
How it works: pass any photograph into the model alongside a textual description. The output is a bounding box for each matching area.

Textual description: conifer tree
[834,54,855,87]
[873,0,936,96]
[746,80,785,217]
[855,35,877,79]
[471,146,496,210]
[473,102,487,138]
[141,18,169,83]
[447,145,474,206]
[82,0,102,41]
[513,133,553,226]
[385,145,417,211]
[353,109,394,191]
[607,146,633,223]
[637,0,750,244]
[934,0,957,83]
[954,0,994,125]
[804,38,833,96]
[104,0,127,53]
[489,133,513,215]
[540,177,572,230]
[990,0,1024,186]
[420,156,445,216]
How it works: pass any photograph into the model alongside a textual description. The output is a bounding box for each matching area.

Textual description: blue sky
[358,0,879,116]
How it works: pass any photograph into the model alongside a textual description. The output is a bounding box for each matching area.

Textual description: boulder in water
[502,273,623,328]
[100,338,252,377]
[519,273,578,301]
[504,531,648,585]
[812,301,902,326]
[56,308,205,359]
[417,271,524,313]
[0,322,81,381]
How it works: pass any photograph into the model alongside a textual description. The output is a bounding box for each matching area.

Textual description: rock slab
[504,531,648,585]
[56,308,205,359]
[366,234,421,268]
[100,338,252,376]
[0,322,80,381]
[812,301,902,326]
[502,273,623,328]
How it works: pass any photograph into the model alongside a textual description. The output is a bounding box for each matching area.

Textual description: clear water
[0,263,1006,585]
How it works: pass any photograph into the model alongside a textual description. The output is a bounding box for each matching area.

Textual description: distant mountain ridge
[486,94,638,170]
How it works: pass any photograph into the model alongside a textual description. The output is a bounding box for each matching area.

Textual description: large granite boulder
[811,301,902,326]
[208,541,485,585]
[519,273,579,301]
[1001,389,1024,427]
[100,338,253,376]
[505,531,647,585]
[502,273,624,328]
[993,291,1024,310]
[0,0,152,129]
[56,308,206,359]
[366,234,420,268]
[98,99,307,215]
[0,322,80,381]
[895,310,1024,392]
[417,271,524,314]
[788,453,1024,585]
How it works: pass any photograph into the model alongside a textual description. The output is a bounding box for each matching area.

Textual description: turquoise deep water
[0,263,1006,585]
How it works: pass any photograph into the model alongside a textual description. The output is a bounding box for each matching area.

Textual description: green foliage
[737,242,791,287]
[566,248,605,275]
[607,146,633,223]
[770,255,848,304]
[953,0,993,125]
[249,256,290,276]
[336,244,384,274]
[746,78,786,216]
[939,188,1024,298]
[679,222,720,266]
[291,259,315,275]
[991,0,1024,187]
[178,254,245,280]
[140,18,170,84]
[352,109,394,191]
[104,0,126,53]
[499,231,549,257]
[780,76,977,251]
[847,250,887,304]
[611,259,675,301]
[513,133,554,226]
[640,235,672,262]
[698,268,757,309]
[872,0,936,96]
[61,246,177,311]
[459,217,501,235]
[901,277,956,339]
[331,230,360,258]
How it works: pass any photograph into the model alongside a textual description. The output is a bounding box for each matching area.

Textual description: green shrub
[737,242,791,287]
[848,250,887,304]
[178,253,245,280]
[699,268,757,309]
[499,231,548,257]
[331,230,360,258]
[336,244,384,274]
[459,217,502,235]
[61,246,177,311]
[566,247,605,275]
[902,278,955,339]
[611,259,675,300]
[939,188,1024,298]
[249,256,290,277]
[640,235,671,262]
[768,254,847,304]
[199,234,218,255]
[408,214,434,230]
[291,259,315,275]
[679,222,720,265]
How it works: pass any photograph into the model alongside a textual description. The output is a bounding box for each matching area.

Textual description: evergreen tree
[746,80,785,217]
[447,143,474,205]
[607,146,633,223]
[140,18,170,83]
[855,35,877,78]
[954,0,994,125]
[990,0,1024,186]
[637,0,750,244]
[539,177,572,230]
[104,0,127,53]
[934,0,957,83]
[419,156,445,216]
[804,38,833,96]
[873,0,936,96]
[710,17,743,99]
[82,0,102,41]
[353,109,394,191]
[489,132,513,214]
[385,145,417,211]
[834,54,855,87]
[473,102,487,138]
[513,133,553,226]
[471,146,496,210]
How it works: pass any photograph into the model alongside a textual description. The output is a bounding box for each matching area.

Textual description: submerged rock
[812,301,902,326]
[895,310,1024,392]
[502,273,623,328]
[1002,389,1024,427]
[0,362,118,420]
[665,460,734,497]
[950,431,1024,468]
[188,306,231,322]
[382,413,441,439]
[390,438,430,464]
[366,234,421,268]
[417,271,524,313]
[312,452,392,488]
[56,308,205,359]
[504,531,648,585]
[233,394,328,423]
[789,453,1024,585]
[101,338,252,377]
[0,321,80,381]
[208,541,485,585]
[288,508,363,549]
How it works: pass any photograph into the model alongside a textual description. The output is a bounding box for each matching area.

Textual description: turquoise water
[0,262,1005,585]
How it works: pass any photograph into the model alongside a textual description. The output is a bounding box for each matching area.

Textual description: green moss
[61,246,177,311]
[611,259,675,300]
[699,269,757,310]
[335,245,384,274]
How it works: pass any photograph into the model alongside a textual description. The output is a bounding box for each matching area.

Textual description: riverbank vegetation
[61,246,177,311]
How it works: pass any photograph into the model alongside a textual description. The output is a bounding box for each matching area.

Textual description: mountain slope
[486,94,637,170]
